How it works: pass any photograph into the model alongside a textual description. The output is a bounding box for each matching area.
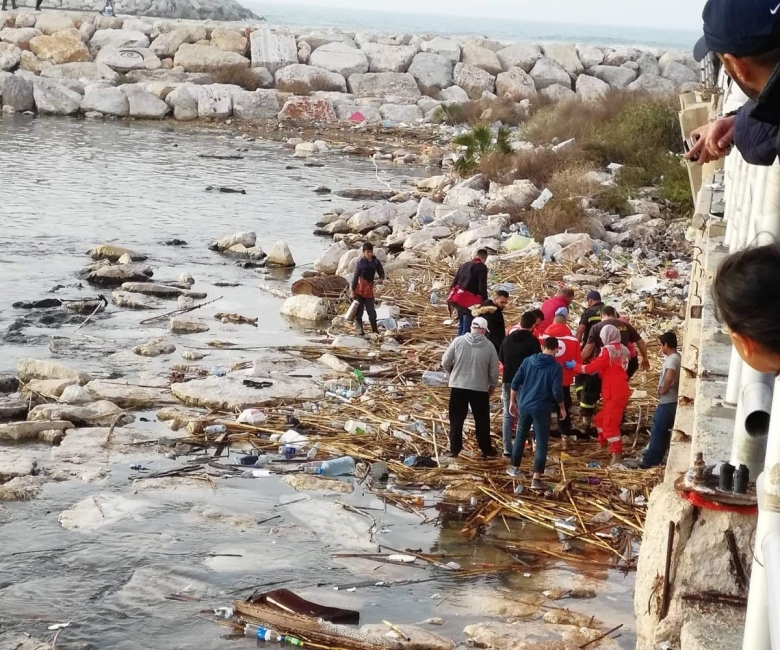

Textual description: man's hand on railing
[685,115,737,165]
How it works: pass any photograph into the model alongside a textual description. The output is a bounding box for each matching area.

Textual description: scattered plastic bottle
[306,443,320,460]
[421,371,449,387]
[430,291,438,305]
[344,420,368,436]
[304,456,355,477]
[211,366,226,377]
[403,455,417,467]
[204,424,226,434]
[244,624,282,642]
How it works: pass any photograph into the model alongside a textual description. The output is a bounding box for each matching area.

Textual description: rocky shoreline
[0,10,699,125]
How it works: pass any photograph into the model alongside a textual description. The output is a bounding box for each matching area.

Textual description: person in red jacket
[568,324,631,465]
[537,287,574,336]
[541,308,581,448]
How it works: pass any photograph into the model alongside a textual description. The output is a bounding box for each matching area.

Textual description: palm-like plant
[453,124,513,176]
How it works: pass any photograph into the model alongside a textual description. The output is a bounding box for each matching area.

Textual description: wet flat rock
[284,474,354,493]
[28,400,133,427]
[85,380,170,408]
[0,420,74,441]
[120,282,207,299]
[359,624,453,650]
[0,393,29,420]
[171,376,323,410]
[112,290,163,309]
[17,358,91,385]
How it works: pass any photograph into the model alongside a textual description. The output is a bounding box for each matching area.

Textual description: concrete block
[681,621,744,650]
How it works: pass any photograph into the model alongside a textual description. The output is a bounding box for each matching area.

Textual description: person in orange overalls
[568,324,631,465]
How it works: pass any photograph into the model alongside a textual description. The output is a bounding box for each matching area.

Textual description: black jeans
[448,387,492,455]
[354,296,377,333]
[552,385,573,435]
[2,0,18,8]
[627,356,639,380]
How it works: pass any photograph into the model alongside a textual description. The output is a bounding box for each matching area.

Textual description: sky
[260,0,703,30]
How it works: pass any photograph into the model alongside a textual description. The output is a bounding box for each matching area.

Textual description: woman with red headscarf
[568,324,631,465]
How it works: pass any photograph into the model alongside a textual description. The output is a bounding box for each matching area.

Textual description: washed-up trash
[388,554,417,563]
[252,469,272,478]
[421,371,449,387]
[245,360,272,378]
[445,561,461,570]
[591,510,614,524]
[237,408,267,425]
[250,588,360,625]
[504,233,535,251]
[214,606,234,618]
[278,445,298,459]
[303,456,355,477]
[306,443,320,460]
[211,366,226,377]
[277,430,309,446]
[344,420,369,435]
[630,277,659,292]
[48,622,71,630]
[235,454,260,466]
[554,516,578,533]
[531,188,553,210]
[204,424,226,434]
[368,461,389,483]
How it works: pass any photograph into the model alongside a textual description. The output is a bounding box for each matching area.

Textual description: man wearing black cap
[690,0,780,160]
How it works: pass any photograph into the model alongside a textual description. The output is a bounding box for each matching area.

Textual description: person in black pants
[351,242,385,336]
[2,0,18,9]
[442,317,499,458]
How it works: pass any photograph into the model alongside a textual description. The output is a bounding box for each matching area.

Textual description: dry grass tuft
[516,198,589,241]
[436,98,528,126]
[209,65,268,91]
[275,74,339,96]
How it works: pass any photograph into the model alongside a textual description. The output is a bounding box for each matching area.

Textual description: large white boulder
[310,41,368,77]
[209,231,256,251]
[17,358,91,385]
[123,18,153,36]
[360,42,417,72]
[576,44,604,68]
[440,85,469,104]
[347,71,420,98]
[232,88,279,120]
[380,102,422,123]
[661,60,698,85]
[348,204,397,233]
[575,74,610,103]
[542,43,584,78]
[529,58,571,90]
[486,180,540,213]
[453,62,495,99]
[454,223,502,248]
[121,83,170,118]
[636,51,661,77]
[541,83,577,102]
[461,41,502,75]
[80,84,129,116]
[266,241,295,267]
[95,46,161,72]
[297,31,356,51]
[34,12,74,36]
[165,83,198,120]
[407,52,452,97]
[314,240,349,273]
[280,295,329,321]
[41,61,119,83]
[0,27,41,51]
[2,75,33,111]
[173,43,249,72]
[89,28,149,54]
[589,65,637,89]
[277,96,337,121]
[604,46,640,66]
[31,76,81,114]
[197,85,233,119]
[496,43,542,72]
[275,63,347,93]
[420,37,460,63]
[0,42,21,71]
[149,26,199,58]
[172,375,324,409]
[627,73,676,94]
[249,28,297,75]
[495,67,536,99]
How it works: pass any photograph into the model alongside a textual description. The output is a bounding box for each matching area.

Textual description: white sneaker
[506,467,521,478]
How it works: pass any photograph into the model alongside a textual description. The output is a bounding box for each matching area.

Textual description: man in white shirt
[640,332,681,469]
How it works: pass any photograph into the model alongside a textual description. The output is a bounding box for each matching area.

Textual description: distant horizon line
[248,0,702,34]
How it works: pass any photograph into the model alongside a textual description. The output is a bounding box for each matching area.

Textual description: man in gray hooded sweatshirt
[442,316,500,458]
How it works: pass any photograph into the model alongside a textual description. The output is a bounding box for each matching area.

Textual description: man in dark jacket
[691,0,780,158]
[575,290,604,431]
[351,242,385,336]
[506,337,566,490]
[450,249,489,336]
[498,311,541,456]
[471,290,508,354]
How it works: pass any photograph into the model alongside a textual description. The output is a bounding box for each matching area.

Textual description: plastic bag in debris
[503,233,535,252]
[531,188,553,210]
[237,408,268,425]
[245,359,272,378]
[590,510,614,525]
[272,429,309,447]
[60,385,94,405]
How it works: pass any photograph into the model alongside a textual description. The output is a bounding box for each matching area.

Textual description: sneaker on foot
[506,467,521,478]
[503,451,512,458]
[447,451,460,459]
[530,478,545,490]
[481,447,498,459]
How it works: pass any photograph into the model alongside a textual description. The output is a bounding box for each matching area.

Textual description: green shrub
[453,124,512,176]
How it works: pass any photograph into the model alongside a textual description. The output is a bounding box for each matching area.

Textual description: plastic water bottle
[421,371,449,387]
[344,420,367,435]
[303,460,325,473]
[244,624,282,642]
[307,456,355,477]
[204,424,226,434]
[278,445,297,459]
[306,443,320,460]
[430,291,438,304]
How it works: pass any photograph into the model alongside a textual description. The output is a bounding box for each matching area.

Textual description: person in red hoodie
[541,308,581,448]
[537,287,574,336]
[568,324,631,465]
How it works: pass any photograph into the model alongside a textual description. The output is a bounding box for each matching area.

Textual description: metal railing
[709,73,780,650]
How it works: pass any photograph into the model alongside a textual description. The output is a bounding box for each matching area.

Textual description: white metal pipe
[762,531,780,647]
[736,165,758,252]
[729,158,750,254]
[746,165,770,245]
[756,161,780,245]
[723,154,736,247]
[731,366,774,479]
[725,348,743,406]
[742,375,780,650]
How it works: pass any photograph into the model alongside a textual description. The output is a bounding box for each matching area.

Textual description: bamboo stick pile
[188,255,686,569]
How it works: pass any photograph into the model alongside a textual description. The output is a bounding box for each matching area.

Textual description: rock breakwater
[0,11,699,125]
